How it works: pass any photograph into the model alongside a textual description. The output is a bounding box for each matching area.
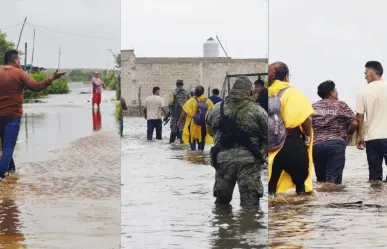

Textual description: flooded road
[0,83,120,249]
[121,117,268,249]
[269,147,387,249]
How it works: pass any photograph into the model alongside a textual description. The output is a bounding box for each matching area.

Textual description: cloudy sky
[121,0,268,59]
[0,0,120,69]
[269,0,387,108]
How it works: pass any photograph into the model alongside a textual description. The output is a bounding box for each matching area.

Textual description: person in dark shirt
[209,88,223,105]
[312,80,357,184]
[254,79,268,113]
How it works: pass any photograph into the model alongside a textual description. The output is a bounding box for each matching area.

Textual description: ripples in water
[269,147,387,248]
[0,92,120,248]
[121,117,268,249]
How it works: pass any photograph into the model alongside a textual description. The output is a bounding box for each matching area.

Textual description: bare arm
[143,108,147,119]
[20,71,53,92]
[177,112,186,126]
[356,113,364,139]
[301,116,313,137]
[348,119,358,135]
[161,106,168,116]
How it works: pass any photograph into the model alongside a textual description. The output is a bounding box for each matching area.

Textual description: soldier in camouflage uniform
[206,76,267,207]
[169,79,189,143]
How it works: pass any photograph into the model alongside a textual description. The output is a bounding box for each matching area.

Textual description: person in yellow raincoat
[267,62,315,195]
[177,86,214,151]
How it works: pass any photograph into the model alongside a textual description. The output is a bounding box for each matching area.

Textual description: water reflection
[1,86,121,248]
[92,109,102,132]
[211,205,267,249]
[121,117,268,249]
[0,176,25,248]
[269,148,387,248]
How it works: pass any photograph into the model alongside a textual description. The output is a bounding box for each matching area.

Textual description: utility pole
[57,46,61,69]
[31,29,36,67]
[16,17,27,50]
[24,42,27,71]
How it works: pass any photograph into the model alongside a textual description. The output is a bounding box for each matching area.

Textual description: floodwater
[269,147,387,249]
[121,117,268,249]
[0,83,120,249]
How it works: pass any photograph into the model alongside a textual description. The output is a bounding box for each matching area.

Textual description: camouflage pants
[213,162,263,207]
[170,117,179,133]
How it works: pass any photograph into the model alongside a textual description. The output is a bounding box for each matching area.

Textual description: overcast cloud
[121,0,268,59]
[269,0,387,108]
[1,0,120,69]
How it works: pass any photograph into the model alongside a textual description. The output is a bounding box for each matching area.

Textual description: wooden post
[227,77,231,96]
[16,17,27,50]
[57,46,61,69]
[208,86,211,98]
[24,42,27,71]
[31,29,35,67]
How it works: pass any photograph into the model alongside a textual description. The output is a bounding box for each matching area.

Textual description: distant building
[121,49,267,107]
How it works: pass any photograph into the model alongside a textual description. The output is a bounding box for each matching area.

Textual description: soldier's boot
[169,132,177,143]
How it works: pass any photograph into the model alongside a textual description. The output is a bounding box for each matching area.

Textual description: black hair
[194,86,204,97]
[317,80,335,99]
[152,87,160,94]
[176,80,184,87]
[274,62,289,81]
[212,88,220,95]
[4,50,19,65]
[254,79,265,87]
[365,61,383,76]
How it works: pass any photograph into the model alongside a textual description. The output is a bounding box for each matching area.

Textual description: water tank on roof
[203,37,219,57]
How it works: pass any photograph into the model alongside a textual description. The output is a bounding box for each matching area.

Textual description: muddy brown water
[269,147,387,249]
[121,117,268,249]
[0,83,120,249]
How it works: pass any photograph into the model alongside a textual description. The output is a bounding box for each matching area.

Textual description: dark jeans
[365,139,387,181]
[313,139,346,184]
[269,130,309,195]
[189,124,206,151]
[120,118,124,137]
[147,119,162,140]
[0,117,21,175]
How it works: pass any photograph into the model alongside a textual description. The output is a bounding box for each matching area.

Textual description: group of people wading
[143,78,268,207]
[268,61,387,196]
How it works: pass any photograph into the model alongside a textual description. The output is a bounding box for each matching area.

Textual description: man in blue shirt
[209,88,223,105]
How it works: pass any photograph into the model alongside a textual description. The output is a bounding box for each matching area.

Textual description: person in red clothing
[91,72,106,110]
[0,50,65,179]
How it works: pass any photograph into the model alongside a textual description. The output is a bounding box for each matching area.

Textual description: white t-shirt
[356,80,387,141]
[144,95,164,120]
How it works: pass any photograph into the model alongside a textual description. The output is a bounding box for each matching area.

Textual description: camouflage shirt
[169,87,189,118]
[206,101,268,165]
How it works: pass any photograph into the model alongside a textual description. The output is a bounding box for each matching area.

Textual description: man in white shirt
[356,61,387,182]
[144,87,168,140]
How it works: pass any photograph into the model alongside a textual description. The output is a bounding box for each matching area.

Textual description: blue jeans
[147,119,162,140]
[120,118,123,137]
[365,139,387,181]
[313,139,346,184]
[0,117,21,175]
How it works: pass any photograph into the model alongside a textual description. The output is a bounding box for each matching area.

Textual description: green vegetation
[24,71,70,99]
[101,70,117,90]
[115,101,121,120]
[67,69,93,82]
[114,54,121,68]
[0,31,15,66]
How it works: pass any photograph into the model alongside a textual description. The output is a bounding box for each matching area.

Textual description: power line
[26,21,118,41]
[0,22,23,31]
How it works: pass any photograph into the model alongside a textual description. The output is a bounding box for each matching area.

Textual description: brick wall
[121,50,267,116]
